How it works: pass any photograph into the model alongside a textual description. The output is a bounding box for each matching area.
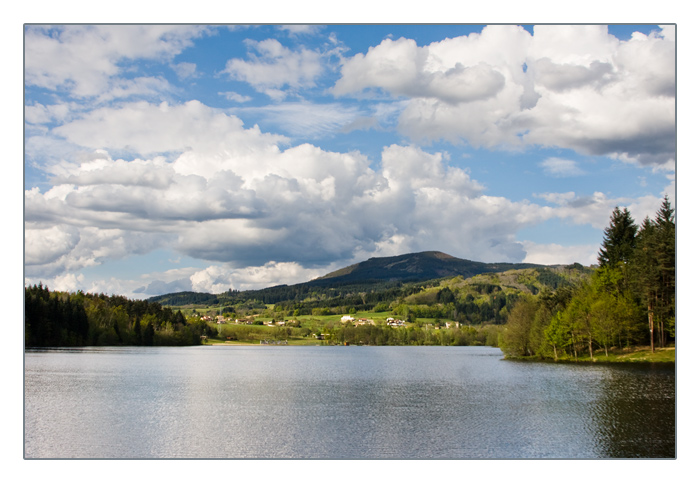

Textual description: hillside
[309,251,543,286]
[148,252,591,321]
[148,251,547,306]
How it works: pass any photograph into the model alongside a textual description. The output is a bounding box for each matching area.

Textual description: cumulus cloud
[334,37,508,104]
[24,220,170,279]
[25,98,563,285]
[222,38,323,98]
[189,262,328,293]
[24,224,81,266]
[24,25,211,98]
[24,25,676,296]
[534,190,669,230]
[332,24,675,167]
[52,100,288,157]
[522,241,599,266]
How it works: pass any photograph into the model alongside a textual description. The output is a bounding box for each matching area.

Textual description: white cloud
[25,272,86,294]
[539,157,585,177]
[25,99,562,284]
[24,224,81,266]
[95,76,176,103]
[172,62,198,79]
[190,262,328,293]
[332,25,675,167]
[534,190,671,230]
[52,100,288,157]
[333,35,512,104]
[222,38,323,98]
[522,241,599,266]
[24,220,170,279]
[220,91,253,103]
[23,23,677,296]
[25,102,73,125]
[24,25,211,97]
[236,101,364,138]
[277,25,325,37]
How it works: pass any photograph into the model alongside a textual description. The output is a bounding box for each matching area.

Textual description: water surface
[24,346,675,459]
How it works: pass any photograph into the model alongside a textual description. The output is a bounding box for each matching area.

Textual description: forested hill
[311,251,543,286]
[147,251,554,306]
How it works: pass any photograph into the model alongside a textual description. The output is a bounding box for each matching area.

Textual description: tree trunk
[588,335,594,361]
[648,305,655,353]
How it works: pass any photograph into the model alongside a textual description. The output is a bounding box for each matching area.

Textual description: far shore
[203,339,676,362]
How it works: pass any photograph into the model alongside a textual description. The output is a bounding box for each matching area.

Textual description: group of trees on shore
[25,286,216,347]
[500,197,675,360]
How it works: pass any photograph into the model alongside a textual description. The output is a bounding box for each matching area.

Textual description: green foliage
[499,296,538,357]
[500,198,675,360]
[598,206,637,267]
[25,286,205,347]
[24,284,89,347]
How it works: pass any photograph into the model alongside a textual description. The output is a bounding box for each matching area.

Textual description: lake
[24,345,675,459]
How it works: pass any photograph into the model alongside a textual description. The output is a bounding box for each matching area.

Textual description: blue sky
[24,24,676,298]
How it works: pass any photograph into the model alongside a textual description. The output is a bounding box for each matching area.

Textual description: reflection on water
[24,346,675,459]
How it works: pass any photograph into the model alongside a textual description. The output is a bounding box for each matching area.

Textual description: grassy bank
[589,345,675,363]
[505,345,675,363]
[203,337,326,346]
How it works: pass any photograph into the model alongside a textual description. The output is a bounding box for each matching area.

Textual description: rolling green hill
[310,251,543,286]
[147,252,590,316]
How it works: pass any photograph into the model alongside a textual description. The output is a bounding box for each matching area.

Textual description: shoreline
[204,340,675,363]
[504,346,675,363]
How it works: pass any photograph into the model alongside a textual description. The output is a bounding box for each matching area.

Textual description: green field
[199,309,480,346]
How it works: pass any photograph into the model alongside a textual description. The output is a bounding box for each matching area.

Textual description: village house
[354,318,375,327]
[386,318,406,327]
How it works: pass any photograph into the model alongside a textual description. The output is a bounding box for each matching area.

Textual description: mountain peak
[311,251,539,286]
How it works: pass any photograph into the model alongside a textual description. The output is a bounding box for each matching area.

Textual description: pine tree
[633,216,659,351]
[598,206,638,268]
[653,196,675,347]
[631,196,676,350]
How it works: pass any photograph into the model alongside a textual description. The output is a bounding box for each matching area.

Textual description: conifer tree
[633,216,659,350]
[597,206,638,268]
[653,196,675,347]
[631,196,675,350]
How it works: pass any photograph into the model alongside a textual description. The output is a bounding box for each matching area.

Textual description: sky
[23,23,677,299]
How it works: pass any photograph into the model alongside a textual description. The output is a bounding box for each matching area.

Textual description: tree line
[25,285,216,347]
[500,197,675,360]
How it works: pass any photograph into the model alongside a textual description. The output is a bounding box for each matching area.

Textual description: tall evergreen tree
[633,216,659,351]
[653,195,675,347]
[630,196,675,350]
[598,207,638,268]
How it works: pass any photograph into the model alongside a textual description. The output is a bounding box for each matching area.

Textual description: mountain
[307,251,543,287]
[147,251,558,306]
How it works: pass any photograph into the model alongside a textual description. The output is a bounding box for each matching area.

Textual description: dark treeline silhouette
[25,284,216,347]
